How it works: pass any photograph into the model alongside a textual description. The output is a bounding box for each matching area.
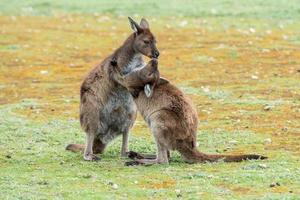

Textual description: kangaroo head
[124,59,160,97]
[140,60,170,98]
[138,59,160,85]
[142,60,169,97]
[128,17,160,59]
[124,59,168,98]
[111,58,169,98]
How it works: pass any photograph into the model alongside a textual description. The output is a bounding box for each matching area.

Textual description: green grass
[1,101,299,200]
[1,0,300,199]
[0,0,300,20]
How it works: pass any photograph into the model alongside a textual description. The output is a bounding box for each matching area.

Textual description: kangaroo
[111,59,267,165]
[66,17,160,161]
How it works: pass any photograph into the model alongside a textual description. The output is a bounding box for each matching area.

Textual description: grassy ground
[1,1,300,199]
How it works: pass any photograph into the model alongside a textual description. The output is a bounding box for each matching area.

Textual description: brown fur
[66,17,160,161]
[112,60,267,165]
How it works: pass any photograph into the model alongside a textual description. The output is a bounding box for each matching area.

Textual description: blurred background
[0,1,300,199]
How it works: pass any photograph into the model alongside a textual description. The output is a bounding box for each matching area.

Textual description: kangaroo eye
[144,40,150,44]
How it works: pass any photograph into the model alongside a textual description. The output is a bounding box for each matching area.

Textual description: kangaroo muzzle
[152,50,160,59]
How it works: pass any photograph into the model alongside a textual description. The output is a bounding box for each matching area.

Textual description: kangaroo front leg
[84,133,100,161]
[121,130,129,157]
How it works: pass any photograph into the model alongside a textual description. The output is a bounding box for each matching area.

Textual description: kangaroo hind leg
[84,133,100,161]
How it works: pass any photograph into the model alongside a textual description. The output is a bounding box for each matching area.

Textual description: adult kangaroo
[111,59,267,165]
[66,17,160,161]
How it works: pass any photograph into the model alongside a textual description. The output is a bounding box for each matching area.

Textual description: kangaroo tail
[65,144,85,152]
[179,148,267,163]
[207,152,268,162]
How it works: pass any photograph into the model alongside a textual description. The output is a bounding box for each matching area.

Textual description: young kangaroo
[66,17,160,161]
[111,59,267,165]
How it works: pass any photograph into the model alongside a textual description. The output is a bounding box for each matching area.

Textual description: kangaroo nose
[153,51,160,58]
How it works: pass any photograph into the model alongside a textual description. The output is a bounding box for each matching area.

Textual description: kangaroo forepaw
[84,154,101,161]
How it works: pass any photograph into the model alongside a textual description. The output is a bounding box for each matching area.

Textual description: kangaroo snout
[152,51,160,58]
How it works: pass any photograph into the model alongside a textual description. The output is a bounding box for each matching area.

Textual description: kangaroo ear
[157,77,169,86]
[140,18,149,29]
[144,84,154,98]
[128,17,143,34]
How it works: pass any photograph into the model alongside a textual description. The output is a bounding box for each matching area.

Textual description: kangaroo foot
[84,153,101,161]
[125,158,161,166]
[127,151,157,160]
[125,160,144,166]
